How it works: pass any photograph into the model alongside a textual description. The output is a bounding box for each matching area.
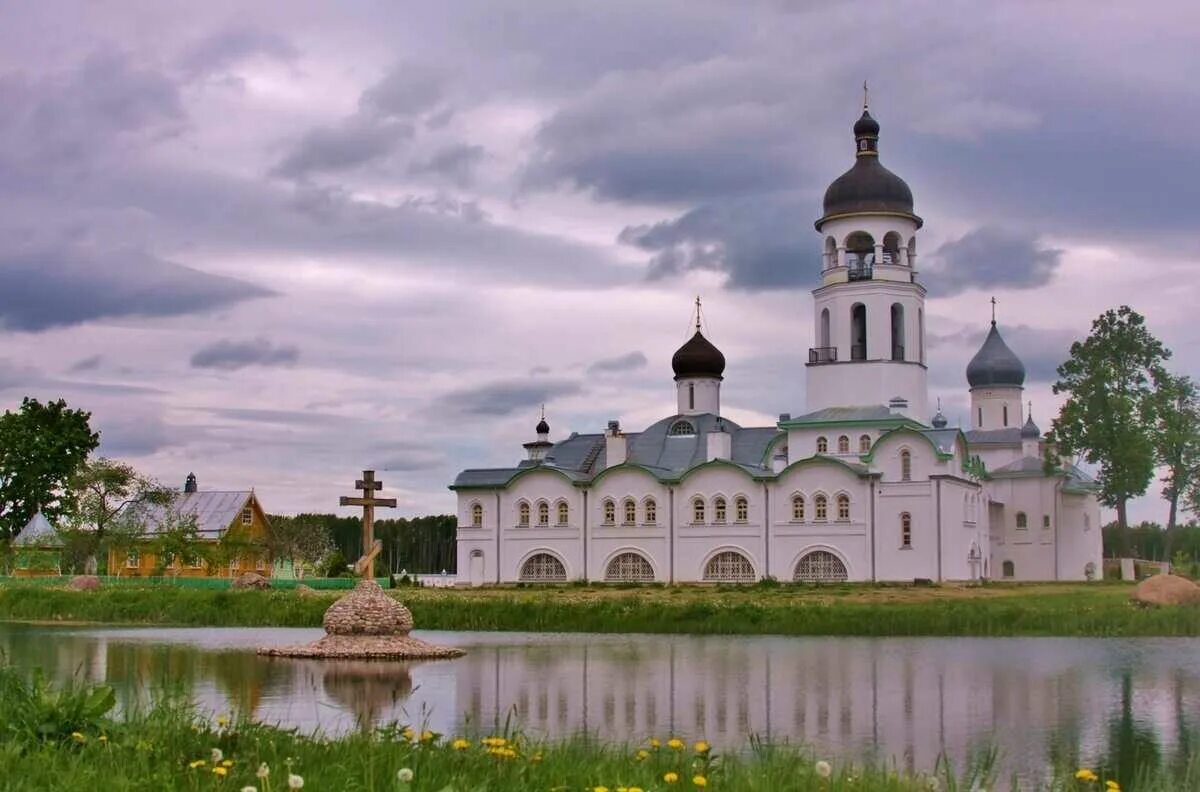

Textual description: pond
[2,624,1197,783]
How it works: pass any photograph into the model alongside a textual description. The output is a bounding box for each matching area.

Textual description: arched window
[557,500,569,525]
[823,236,837,269]
[603,499,615,525]
[520,553,567,582]
[670,420,696,436]
[688,383,695,411]
[1003,403,1009,427]
[471,503,483,528]
[844,230,875,275]
[692,497,705,524]
[537,501,549,526]
[882,231,902,264]
[836,494,850,521]
[794,550,848,583]
[623,498,637,525]
[713,496,727,523]
[977,407,983,428]
[900,512,912,548]
[817,436,828,453]
[1042,514,1051,530]
[1002,560,1015,578]
[819,308,831,348]
[850,303,867,359]
[891,303,905,361]
[644,498,657,525]
[859,434,871,453]
[791,494,805,521]
[518,501,530,527]
[900,449,912,481]
[605,552,655,582]
[1016,512,1028,529]
[837,435,850,454]
[703,551,756,582]
[734,496,748,522]
[814,494,828,521]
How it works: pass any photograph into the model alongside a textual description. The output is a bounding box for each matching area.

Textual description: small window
[713,496,727,523]
[229,556,239,571]
[859,434,871,453]
[623,498,637,525]
[817,436,828,453]
[900,449,912,481]
[735,496,748,522]
[603,499,615,525]
[537,501,550,526]
[557,501,569,525]
[241,507,253,526]
[471,503,483,527]
[1003,404,1009,427]
[1002,560,1015,578]
[670,420,696,436]
[688,383,695,411]
[791,495,805,521]
[837,435,850,454]
[977,407,983,427]
[692,497,706,524]
[125,551,140,569]
[1043,514,1051,530]
[815,494,828,521]
[1016,512,1028,529]
[519,501,531,527]
[901,512,912,548]
[645,498,657,525]
[836,494,850,521]
[255,557,265,571]
[191,556,204,569]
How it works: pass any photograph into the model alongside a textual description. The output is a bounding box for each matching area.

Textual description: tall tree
[1051,307,1170,555]
[265,515,334,578]
[1152,373,1200,559]
[0,398,99,541]
[64,458,166,574]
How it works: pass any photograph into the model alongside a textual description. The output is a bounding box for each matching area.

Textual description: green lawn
[1,580,1197,637]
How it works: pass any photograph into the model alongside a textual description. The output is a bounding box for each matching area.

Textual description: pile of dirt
[1131,574,1200,607]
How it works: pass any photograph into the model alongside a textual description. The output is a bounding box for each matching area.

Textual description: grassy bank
[2,580,1198,636]
[1,667,1187,791]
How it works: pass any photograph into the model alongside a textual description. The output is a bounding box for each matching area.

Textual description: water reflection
[1,625,1197,783]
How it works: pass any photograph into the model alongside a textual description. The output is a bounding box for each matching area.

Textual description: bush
[322,550,349,578]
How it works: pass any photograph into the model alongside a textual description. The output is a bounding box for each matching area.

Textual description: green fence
[0,576,390,590]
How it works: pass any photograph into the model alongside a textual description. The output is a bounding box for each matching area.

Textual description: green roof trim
[773,454,874,480]
[859,425,956,465]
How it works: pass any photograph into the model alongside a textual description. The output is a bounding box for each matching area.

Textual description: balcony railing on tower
[808,346,838,364]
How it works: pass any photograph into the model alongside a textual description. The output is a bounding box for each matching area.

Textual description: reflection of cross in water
[338,470,396,578]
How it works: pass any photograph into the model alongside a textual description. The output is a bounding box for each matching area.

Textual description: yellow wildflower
[452,738,471,751]
[1075,769,1098,782]
[420,730,435,742]
[667,737,685,750]
[693,776,707,788]
[594,787,609,792]
[401,727,415,741]
[70,731,86,743]
[217,715,230,728]
[222,760,234,768]
[636,749,651,761]
[531,753,543,763]
[213,766,228,777]
[649,738,662,749]
[693,740,710,754]
[629,788,644,792]
[664,772,679,784]
[189,760,207,769]
[98,735,108,743]
[1106,782,1120,792]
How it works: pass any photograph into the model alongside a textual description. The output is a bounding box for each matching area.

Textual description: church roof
[119,490,257,539]
[966,322,1026,388]
[817,109,921,228]
[964,427,1023,446]
[671,330,725,380]
[779,405,919,428]
[14,512,62,548]
[920,428,962,456]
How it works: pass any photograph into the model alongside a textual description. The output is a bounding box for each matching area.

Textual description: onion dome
[931,410,948,429]
[816,109,921,229]
[535,417,550,435]
[1021,414,1041,440]
[966,322,1026,388]
[672,330,726,380]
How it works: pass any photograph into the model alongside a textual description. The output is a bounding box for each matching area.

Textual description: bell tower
[805,94,928,421]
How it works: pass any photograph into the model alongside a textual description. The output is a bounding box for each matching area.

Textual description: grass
[1,666,1192,791]
[1,580,1198,636]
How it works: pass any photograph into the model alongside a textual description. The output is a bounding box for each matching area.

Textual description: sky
[1,1,1197,524]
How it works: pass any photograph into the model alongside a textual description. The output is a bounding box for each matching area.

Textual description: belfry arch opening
[891,303,905,361]
[850,303,867,360]
[824,236,837,269]
[844,231,874,280]
[819,308,831,348]
[882,231,902,264]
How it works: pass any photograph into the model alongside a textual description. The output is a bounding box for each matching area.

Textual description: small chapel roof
[14,512,63,548]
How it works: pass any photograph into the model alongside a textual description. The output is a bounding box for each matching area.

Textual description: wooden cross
[338,470,396,578]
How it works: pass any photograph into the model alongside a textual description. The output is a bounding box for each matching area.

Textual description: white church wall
[987,478,1057,581]
[1055,493,1104,581]
[456,491,498,586]
[674,466,765,582]
[500,470,585,582]
[975,444,1020,473]
[588,468,671,581]
[771,461,869,581]
[806,361,928,421]
[970,386,1024,430]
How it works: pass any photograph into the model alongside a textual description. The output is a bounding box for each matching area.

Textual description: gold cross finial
[990,296,997,324]
[540,403,545,421]
[695,295,702,332]
[863,80,869,109]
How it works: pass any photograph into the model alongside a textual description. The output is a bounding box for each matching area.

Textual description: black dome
[1021,415,1041,439]
[672,331,725,380]
[817,109,921,229]
[535,418,550,435]
[931,411,948,429]
[966,322,1026,388]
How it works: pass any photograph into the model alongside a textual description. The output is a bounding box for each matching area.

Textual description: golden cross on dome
[695,295,703,332]
[990,296,998,323]
[863,80,869,109]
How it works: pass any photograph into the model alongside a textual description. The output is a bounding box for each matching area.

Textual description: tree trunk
[84,554,98,575]
[1115,499,1131,557]
[1164,493,1179,563]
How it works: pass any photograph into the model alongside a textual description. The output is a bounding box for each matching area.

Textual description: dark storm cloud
[271,119,413,179]
[202,407,356,426]
[441,379,581,417]
[620,193,814,289]
[68,355,103,373]
[923,227,1063,297]
[190,338,300,370]
[587,351,648,374]
[177,27,298,77]
[96,412,182,457]
[369,441,448,472]
[0,244,273,332]
[360,62,448,119]
[0,359,38,392]
[407,143,485,187]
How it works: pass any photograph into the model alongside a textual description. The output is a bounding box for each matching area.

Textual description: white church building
[451,106,1102,585]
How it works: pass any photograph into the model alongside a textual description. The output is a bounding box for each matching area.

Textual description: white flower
[288,773,305,789]
[927,777,940,791]
[397,767,414,783]
[815,760,833,779]
[242,787,258,792]
[211,748,224,763]
[257,763,270,779]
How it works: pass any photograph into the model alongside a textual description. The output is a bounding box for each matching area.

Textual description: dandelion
[397,767,414,783]
[189,760,207,769]
[212,748,224,763]
[213,767,228,777]
[223,760,234,768]
[257,763,270,779]
[452,738,471,751]
[1075,769,1098,782]
[693,740,710,754]
[98,735,108,743]
[71,731,86,743]
[217,714,230,728]
[649,738,662,749]
[636,749,651,761]
[531,753,543,763]
[629,788,644,792]
[419,730,434,742]
[664,772,679,784]
[288,773,305,789]
[815,760,832,779]
[1106,782,1121,792]
[693,776,707,788]
[593,787,609,792]
[401,727,415,741]
[667,738,685,750]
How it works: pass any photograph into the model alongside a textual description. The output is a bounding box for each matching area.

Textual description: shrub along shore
[1,580,1198,636]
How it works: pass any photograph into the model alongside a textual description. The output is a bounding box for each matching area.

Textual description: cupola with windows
[672,298,725,416]
[523,407,554,461]
[967,306,1027,430]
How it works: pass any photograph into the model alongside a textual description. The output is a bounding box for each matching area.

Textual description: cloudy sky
[2,1,1196,523]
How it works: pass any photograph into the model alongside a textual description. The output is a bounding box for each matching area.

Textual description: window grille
[604,552,655,582]
[793,550,848,583]
[471,503,483,527]
[837,435,850,454]
[900,450,912,481]
[859,434,871,453]
[623,499,637,525]
[901,512,912,548]
[703,551,755,582]
[537,501,550,525]
[241,507,252,526]
[1002,560,1015,578]
[126,551,140,569]
[692,498,705,523]
[1016,512,1028,529]
[669,420,696,436]
[816,436,828,453]
[519,553,567,582]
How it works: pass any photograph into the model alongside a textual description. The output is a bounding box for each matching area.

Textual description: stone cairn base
[258,579,464,660]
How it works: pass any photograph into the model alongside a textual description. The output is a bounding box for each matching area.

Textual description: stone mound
[1132,574,1200,607]
[232,572,271,590]
[323,580,413,635]
[68,575,100,591]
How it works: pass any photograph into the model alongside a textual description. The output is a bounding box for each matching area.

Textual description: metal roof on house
[990,456,1047,477]
[120,491,254,538]
[14,512,62,548]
